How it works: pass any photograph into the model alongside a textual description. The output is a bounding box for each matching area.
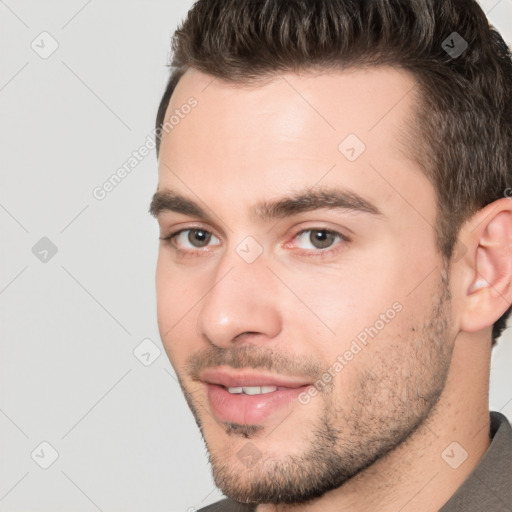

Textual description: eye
[162,228,221,250]
[293,229,347,251]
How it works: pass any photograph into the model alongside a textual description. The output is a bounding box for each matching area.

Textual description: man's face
[153,67,457,504]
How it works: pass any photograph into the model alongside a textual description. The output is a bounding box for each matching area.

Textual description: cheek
[318,303,416,399]
[155,256,176,327]
[279,255,403,343]
[156,297,199,372]
[156,254,199,319]
[155,256,199,361]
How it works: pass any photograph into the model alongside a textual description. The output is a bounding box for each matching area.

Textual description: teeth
[243,386,263,395]
[227,386,278,395]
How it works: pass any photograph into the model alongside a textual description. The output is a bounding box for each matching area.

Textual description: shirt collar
[439,411,512,511]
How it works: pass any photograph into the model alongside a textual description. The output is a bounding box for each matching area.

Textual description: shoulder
[439,411,512,511]
[197,498,255,512]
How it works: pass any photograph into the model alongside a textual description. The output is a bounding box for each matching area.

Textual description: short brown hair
[155,0,512,345]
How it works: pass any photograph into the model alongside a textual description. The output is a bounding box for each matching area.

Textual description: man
[149,0,512,510]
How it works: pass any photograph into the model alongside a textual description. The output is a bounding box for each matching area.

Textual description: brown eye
[187,229,211,247]
[290,228,349,255]
[308,230,337,249]
[164,228,221,250]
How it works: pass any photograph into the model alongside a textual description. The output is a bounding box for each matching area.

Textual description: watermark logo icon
[338,134,366,162]
[31,441,59,469]
[237,442,262,468]
[236,236,263,264]
[31,32,59,59]
[441,441,468,469]
[442,32,468,58]
[32,237,58,263]
[452,240,468,263]
[133,338,161,367]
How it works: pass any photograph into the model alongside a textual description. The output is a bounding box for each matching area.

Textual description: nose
[196,250,282,349]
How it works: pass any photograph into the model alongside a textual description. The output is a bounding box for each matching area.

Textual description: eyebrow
[149,187,383,222]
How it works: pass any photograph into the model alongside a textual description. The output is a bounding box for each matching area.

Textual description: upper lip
[199,367,312,389]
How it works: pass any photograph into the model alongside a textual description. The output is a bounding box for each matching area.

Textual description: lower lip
[205,384,311,424]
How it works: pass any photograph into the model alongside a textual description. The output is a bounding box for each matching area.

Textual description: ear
[458,197,512,333]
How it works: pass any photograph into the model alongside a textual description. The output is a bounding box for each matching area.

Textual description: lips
[199,367,313,424]
[199,367,311,389]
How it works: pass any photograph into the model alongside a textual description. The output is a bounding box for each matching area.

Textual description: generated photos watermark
[92,96,198,201]
[299,301,403,405]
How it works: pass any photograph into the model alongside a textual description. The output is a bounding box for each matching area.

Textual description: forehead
[162,66,418,149]
[157,66,434,226]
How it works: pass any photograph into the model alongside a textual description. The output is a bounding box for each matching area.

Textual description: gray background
[0,1,511,511]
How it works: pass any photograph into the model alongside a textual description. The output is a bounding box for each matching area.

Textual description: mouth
[199,367,313,424]
[223,385,282,395]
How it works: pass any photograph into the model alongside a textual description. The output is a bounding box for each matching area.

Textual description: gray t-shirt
[198,411,512,512]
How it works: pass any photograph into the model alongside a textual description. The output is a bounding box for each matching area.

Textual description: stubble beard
[178,271,454,506]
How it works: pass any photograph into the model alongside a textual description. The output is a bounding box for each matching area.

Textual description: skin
[152,67,512,511]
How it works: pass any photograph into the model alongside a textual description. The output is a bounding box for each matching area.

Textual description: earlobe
[459,199,512,334]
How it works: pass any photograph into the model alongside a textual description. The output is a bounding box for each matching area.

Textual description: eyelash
[160,226,350,259]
